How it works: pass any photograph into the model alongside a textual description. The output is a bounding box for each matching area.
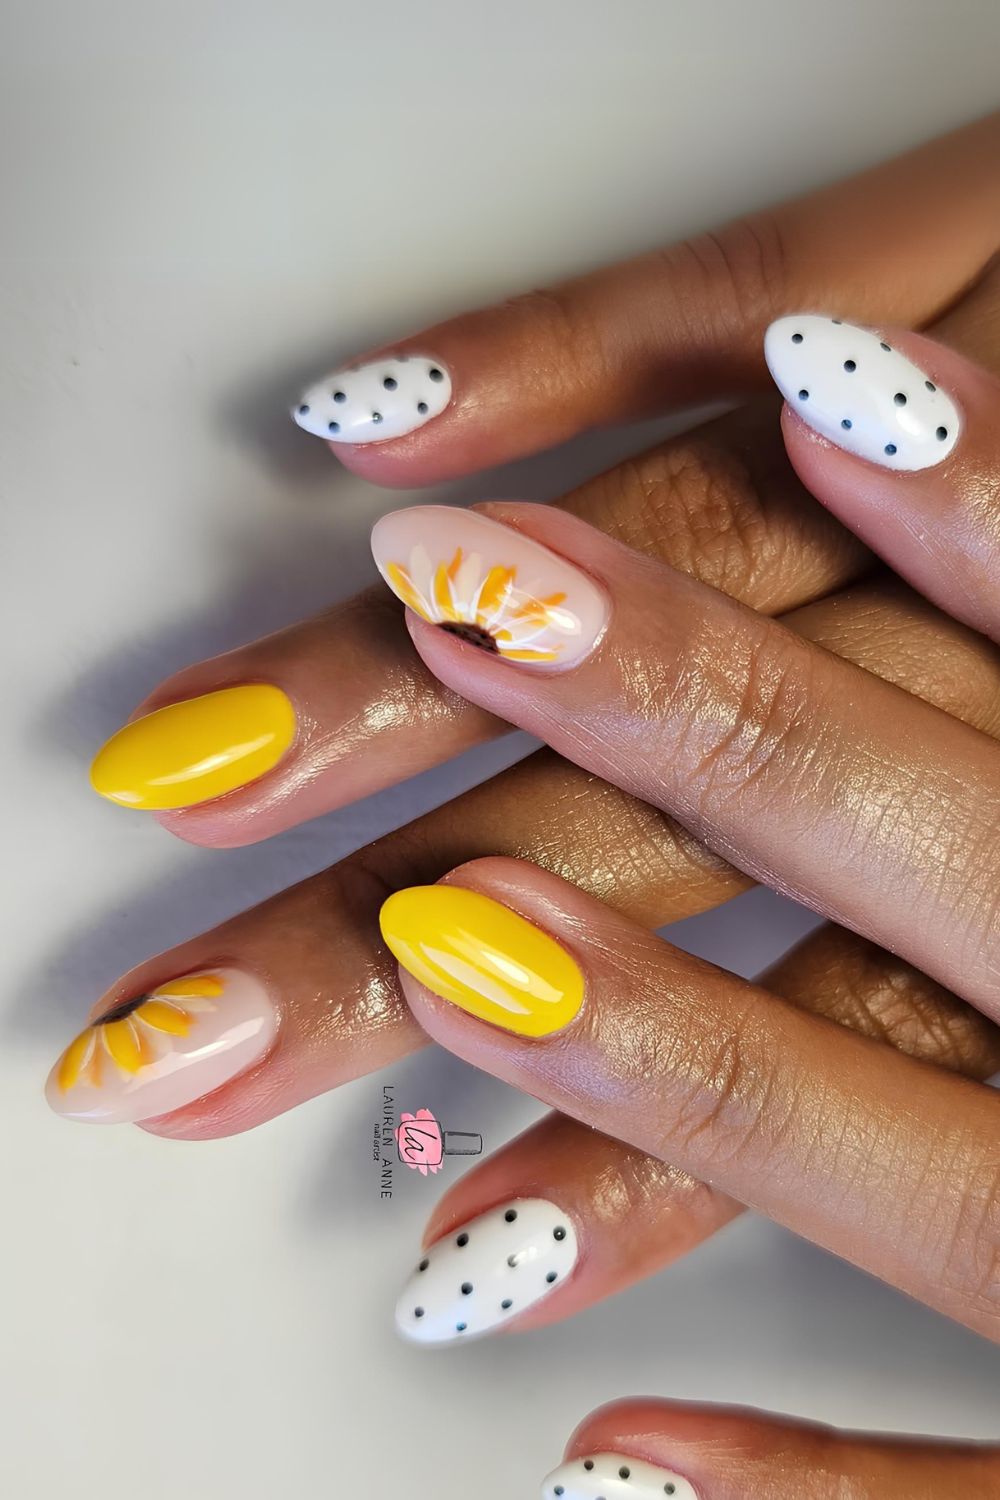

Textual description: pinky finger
[545,1398,1000,1499]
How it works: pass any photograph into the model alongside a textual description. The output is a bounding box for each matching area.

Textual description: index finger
[293,112,1000,487]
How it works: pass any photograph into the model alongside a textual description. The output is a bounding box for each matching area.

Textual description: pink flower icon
[395,1108,482,1175]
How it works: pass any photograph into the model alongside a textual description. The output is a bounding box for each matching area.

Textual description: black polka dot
[383,376,397,390]
[925,380,936,391]
[546,1271,558,1283]
[841,418,852,429]
[619,1467,631,1479]
[798,389,809,401]
[554,1489,564,1498]
[553,1226,566,1241]
[844,359,856,372]
[501,1298,513,1310]
[665,1488,676,1497]
[333,390,346,402]
[371,411,382,423]
[880,342,892,352]
[328,421,340,433]
[414,1307,424,1318]
[894,392,907,406]
[791,332,803,343]
[461,1282,473,1296]
[429,367,444,381]
[418,1258,429,1272]
[504,1209,518,1222]
[456,1233,469,1247]
[297,403,309,415]
[584,1461,595,1472]
[937,426,948,440]
[507,1255,519,1268]
[456,1322,467,1332]
[417,401,428,414]
[885,443,897,455]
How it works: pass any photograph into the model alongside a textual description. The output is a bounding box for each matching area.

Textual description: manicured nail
[379,885,584,1038]
[292,354,452,443]
[395,1198,578,1344]
[764,314,961,471]
[45,969,278,1124]
[542,1455,699,1500]
[371,505,609,668]
[90,684,297,811]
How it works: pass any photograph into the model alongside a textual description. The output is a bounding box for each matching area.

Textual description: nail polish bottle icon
[395,1108,482,1175]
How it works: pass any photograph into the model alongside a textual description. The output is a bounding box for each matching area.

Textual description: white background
[2,3,1000,1495]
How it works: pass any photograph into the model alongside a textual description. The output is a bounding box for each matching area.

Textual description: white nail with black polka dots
[395,1198,578,1345]
[764,315,960,471]
[292,355,452,444]
[542,1454,699,1500]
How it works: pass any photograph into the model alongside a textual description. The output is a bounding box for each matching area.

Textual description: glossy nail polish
[292,355,452,443]
[90,684,296,811]
[395,1198,578,1344]
[379,884,584,1038]
[542,1454,699,1500]
[45,969,278,1124]
[371,505,609,669]
[764,314,961,471]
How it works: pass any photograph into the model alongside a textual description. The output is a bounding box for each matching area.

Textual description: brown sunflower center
[439,621,500,653]
[99,993,149,1025]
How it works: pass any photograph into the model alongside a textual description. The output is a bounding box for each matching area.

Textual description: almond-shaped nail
[90,684,297,811]
[45,969,278,1124]
[764,314,961,471]
[395,1198,579,1345]
[292,355,452,443]
[371,505,609,668]
[542,1454,699,1500]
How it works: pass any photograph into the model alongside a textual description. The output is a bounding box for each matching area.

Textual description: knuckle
[667,209,790,342]
[940,1149,1000,1331]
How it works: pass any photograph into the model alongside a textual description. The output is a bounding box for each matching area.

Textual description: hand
[372,317,1000,1340]
[46,118,1000,1345]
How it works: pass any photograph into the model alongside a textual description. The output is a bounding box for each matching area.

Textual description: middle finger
[378,499,1000,1019]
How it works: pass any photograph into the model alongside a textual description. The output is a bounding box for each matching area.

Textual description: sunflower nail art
[371,505,609,670]
[46,969,278,1125]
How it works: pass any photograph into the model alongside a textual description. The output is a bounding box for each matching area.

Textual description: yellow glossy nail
[379,885,584,1038]
[90,684,296,811]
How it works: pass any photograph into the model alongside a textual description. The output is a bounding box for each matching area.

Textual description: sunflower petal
[433,562,460,621]
[497,645,560,662]
[475,566,515,623]
[56,1029,97,1093]
[386,563,433,621]
[102,1019,148,1075]
[138,999,192,1035]
[156,973,225,1000]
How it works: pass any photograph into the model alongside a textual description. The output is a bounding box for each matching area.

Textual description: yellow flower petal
[475,566,515,622]
[498,646,559,662]
[138,999,192,1035]
[386,563,431,620]
[433,562,460,622]
[446,547,464,581]
[155,974,225,999]
[56,1029,98,1092]
[101,1018,148,1075]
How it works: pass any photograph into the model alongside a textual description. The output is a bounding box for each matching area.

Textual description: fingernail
[90,684,297,811]
[395,1198,578,1345]
[542,1455,699,1500]
[45,969,278,1124]
[764,314,961,471]
[292,355,452,443]
[379,885,584,1038]
[371,504,609,669]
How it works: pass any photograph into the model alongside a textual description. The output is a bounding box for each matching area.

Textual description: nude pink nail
[371,506,609,670]
[45,968,277,1124]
